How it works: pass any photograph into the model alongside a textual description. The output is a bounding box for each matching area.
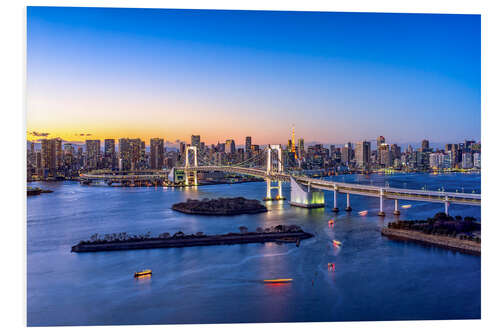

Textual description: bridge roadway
[79,170,167,182]
[183,166,481,206]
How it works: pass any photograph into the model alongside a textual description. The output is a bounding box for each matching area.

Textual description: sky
[27,7,480,147]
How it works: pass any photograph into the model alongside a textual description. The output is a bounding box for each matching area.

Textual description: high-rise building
[40,138,62,175]
[118,138,140,170]
[355,141,371,169]
[379,143,392,167]
[150,138,165,169]
[179,142,186,157]
[422,139,430,151]
[462,152,473,169]
[473,153,481,168]
[298,138,305,159]
[245,136,252,152]
[191,135,201,149]
[341,145,351,164]
[104,139,116,169]
[377,136,385,149]
[40,139,55,171]
[225,139,235,154]
[63,143,74,156]
[85,140,101,170]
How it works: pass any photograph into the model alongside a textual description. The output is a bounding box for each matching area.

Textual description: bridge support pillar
[393,199,400,215]
[264,178,285,201]
[265,179,272,200]
[345,193,352,211]
[445,197,450,216]
[378,189,385,216]
[332,189,339,212]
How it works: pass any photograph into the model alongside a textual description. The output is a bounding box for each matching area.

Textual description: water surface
[27,173,481,326]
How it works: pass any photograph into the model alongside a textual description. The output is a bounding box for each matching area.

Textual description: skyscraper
[377,136,385,149]
[225,139,235,154]
[245,136,252,152]
[355,141,371,169]
[118,138,141,170]
[422,139,430,151]
[150,138,165,169]
[298,138,305,159]
[379,143,392,167]
[85,140,101,170]
[104,139,116,169]
[40,138,56,172]
[191,135,201,149]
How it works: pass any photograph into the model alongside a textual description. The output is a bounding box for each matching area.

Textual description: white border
[2,1,499,332]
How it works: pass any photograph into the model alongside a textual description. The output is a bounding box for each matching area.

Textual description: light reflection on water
[27,173,480,326]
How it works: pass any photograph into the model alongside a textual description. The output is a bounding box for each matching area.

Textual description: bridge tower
[184,146,198,186]
[264,145,286,201]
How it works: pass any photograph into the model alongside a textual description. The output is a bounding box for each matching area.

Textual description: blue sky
[27,7,480,145]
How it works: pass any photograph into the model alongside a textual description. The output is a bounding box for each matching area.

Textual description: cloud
[29,131,50,137]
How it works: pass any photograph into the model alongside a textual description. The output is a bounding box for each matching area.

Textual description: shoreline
[381,227,480,255]
[71,231,313,253]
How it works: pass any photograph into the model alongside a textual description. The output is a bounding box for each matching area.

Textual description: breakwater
[71,230,313,253]
[381,227,480,255]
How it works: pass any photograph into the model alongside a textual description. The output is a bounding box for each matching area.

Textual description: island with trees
[27,186,53,196]
[381,212,480,255]
[71,224,313,253]
[172,197,268,215]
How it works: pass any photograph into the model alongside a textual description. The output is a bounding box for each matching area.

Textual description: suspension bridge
[81,144,481,216]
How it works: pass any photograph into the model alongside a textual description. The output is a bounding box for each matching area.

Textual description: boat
[358,210,368,216]
[333,240,342,247]
[134,269,152,278]
[263,278,293,283]
[328,219,335,225]
[401,204,412,209]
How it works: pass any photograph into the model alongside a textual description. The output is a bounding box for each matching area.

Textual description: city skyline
[27,7,480,145]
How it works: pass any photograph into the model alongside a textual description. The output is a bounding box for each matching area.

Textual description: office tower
[377,136,385,149]
[464,140,475,152]
[341,145,350,164]
[245,136,252,152]
[298,138,305,159]
[191,135,201,149]
[179,142,186,157]
[422,139,430,151]
[104,139,116,169]
[225,139,235,154]
[150,138,165,169]
[35,151,42,170]
[40,138,57,174]
[379,143,392,167]
[390,144,401,160]
[355,141,371,169]
[445,144,453,152]
[118,138,131,171]
[429,153,440,169]
[85,140,101,170]
[473,153,481,168]
[131,139,142,169]
[462,152,473,169]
